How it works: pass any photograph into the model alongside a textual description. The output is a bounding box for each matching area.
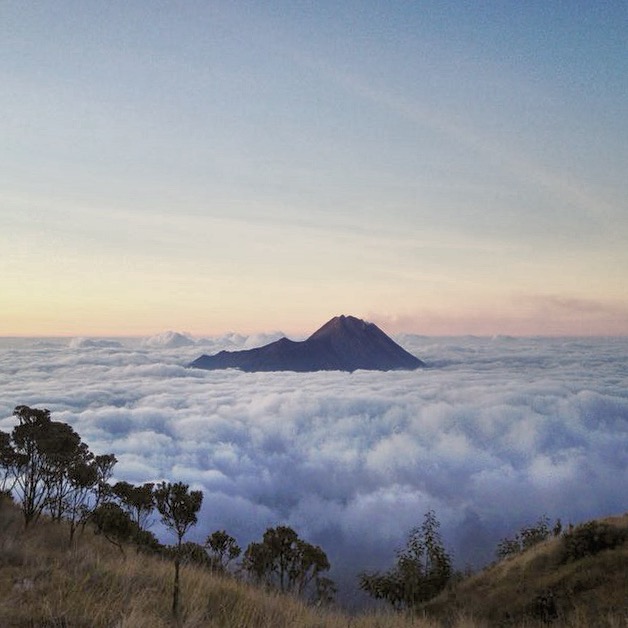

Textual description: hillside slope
[423,513,628,626]
[0,495,433,628]
[1,496,626,627]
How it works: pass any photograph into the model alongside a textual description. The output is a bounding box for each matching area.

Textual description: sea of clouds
[1,333,626,603]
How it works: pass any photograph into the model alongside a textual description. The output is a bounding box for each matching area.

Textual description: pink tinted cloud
[372,295,628,336]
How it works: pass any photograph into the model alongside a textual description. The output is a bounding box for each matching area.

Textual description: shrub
[496,535,521,560]
[495,515,553,561]
[561,520,628,563]
[519,515,550,551]
[359,510,452,609]
[92,502,136,554]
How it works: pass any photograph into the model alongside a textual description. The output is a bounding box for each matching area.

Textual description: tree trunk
[173,540,181,617]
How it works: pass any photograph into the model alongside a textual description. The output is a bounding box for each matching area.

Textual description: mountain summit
[189,315,424,372]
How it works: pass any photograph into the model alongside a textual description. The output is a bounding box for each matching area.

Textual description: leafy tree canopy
[205,529,241,571]
[242,525,333,602]
[359,510,452,609]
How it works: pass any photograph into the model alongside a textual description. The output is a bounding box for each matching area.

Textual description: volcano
[189,315,424,372]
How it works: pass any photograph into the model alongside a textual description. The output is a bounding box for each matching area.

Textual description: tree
[72,452,117,539]
[91,501,136,555]
[154,481,203,617]
[113,481,155,546]
[242,538,273,585]
[9,406,97,528]
[66,458,99,542]
[43,423,88,522]
[10,406,59,527]
[9,406,51,526]
[92,453,117,508]
[359,510,452,609]
[290,538,331,596]
[205,529,241,572]
[313,576,337,607]
[242,525,333,600]
[177,541,212,568]
[0,430,16,496]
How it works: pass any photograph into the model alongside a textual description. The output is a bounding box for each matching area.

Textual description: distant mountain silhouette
[189,315,424,372]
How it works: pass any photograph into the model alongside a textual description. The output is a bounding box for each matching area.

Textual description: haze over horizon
[2,2,627,336]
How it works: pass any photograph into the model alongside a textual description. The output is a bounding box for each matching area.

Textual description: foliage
[92,502,137,555]
[176,541,212,567]
[0,430,17,494]
[93,453,117,508]
[5,406,116,536]
[313,576,337,607]
[134,527,162,552]
[519,515,551,550]
[66,457,99,541]
[495,515,553,560]
[154,481,203,546]
[242,525,333,603]
[154,481,203,616]
[113,480,155,545]
[359,510,452,609]
[560,520,628,563]
[495,535,521,560]
[9,405,87,527]
[206,529,241,571]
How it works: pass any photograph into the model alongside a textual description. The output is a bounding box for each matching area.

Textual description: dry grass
[424,513,628,627]
[1,499,626,627]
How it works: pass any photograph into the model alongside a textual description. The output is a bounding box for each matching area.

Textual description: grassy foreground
[0,497,626,627]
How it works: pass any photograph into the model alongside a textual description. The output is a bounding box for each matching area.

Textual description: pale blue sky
[1,1,627,335]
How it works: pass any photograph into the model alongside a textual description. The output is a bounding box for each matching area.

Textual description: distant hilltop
[189,315,425,373]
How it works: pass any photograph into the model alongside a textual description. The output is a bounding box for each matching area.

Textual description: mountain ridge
[189,315,424,372]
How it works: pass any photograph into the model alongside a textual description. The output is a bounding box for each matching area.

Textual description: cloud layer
[1,334,626,602]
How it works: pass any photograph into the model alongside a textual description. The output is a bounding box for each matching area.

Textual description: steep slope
[189,315,424,372]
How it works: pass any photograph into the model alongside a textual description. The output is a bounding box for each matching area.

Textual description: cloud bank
[1,334,626,602]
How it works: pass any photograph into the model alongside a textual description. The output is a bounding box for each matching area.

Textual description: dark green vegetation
[1,405,626,626]
[359,510,452,608]
[424,515,628,626]
[242,525,334,602]
[0,405,335,619]
[154,481,204,616]
[495,515,557,560]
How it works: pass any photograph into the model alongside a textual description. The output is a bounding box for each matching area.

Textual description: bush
[176,541,212,568]
[359,510,452,609]
[561,520,628,562]
[495,515,553,561]
[496,535,521,560]
[519,515,550,551]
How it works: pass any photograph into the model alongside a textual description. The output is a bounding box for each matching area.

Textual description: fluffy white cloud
[1,334,627,603]
[142,331,196,349]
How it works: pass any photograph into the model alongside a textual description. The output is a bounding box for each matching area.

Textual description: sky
[1,334,626,604]
[1,1,628,336]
